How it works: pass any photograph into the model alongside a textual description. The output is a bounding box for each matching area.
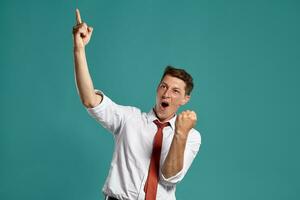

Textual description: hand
[175,110,197,138]
[72,9,93,49]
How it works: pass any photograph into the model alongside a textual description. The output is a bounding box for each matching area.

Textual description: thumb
[88,26,93,33]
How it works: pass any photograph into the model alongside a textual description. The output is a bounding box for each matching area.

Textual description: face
[154,75,190,123]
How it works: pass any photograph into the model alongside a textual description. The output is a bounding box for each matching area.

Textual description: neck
[153,107,176,123]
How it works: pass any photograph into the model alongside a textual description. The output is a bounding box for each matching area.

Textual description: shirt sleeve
[86,89,130,135]
[159,129,201,186]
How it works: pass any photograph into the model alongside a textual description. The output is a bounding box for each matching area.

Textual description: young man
[72,9,201,200]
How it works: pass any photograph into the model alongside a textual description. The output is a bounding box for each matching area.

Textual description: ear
[180,95,190,106]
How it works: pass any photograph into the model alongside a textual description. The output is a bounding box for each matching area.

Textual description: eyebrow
[161,82,182,91]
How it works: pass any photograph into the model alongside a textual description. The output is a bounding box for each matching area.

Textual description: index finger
[75,8,82,24]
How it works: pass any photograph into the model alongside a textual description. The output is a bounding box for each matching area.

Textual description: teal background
[1,0,299,199]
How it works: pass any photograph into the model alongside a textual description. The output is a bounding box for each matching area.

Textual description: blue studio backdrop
[1,0,300,200]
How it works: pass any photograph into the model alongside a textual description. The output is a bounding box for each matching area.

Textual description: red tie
[144,119,169,200]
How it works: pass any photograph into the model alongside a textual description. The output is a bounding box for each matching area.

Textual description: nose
[162,88,171,98]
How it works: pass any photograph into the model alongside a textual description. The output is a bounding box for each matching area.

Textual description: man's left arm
[161,110,199,182]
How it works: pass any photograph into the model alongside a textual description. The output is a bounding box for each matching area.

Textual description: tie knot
[153,119,169,129]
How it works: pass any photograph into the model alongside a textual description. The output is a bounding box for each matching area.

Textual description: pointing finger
[76,8,82,25]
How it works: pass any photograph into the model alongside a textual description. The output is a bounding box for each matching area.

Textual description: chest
[117,119,174,160]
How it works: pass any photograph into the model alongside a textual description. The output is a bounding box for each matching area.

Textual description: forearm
[162,132,188,178]
[73,47,101,107]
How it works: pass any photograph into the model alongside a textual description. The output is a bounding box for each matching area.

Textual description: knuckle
[73,29,79,34]
[78,24,84,29]
[72,25,78,31]
[79,27,87,33]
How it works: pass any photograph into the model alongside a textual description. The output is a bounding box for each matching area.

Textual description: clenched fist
[72,9,93,49]
[175,110,197,138]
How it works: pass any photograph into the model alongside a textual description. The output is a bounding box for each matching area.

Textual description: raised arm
[72,8,102,108]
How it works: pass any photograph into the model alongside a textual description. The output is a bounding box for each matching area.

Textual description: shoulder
[121,105,143,116]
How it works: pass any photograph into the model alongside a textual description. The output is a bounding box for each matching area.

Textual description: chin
[154,105,176,121]
[159,112,175,122]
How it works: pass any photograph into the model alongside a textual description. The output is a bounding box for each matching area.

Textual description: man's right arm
[72,9,102,108]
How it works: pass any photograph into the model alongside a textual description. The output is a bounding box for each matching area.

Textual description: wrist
[175,130,188,140]
[73,46,85,53]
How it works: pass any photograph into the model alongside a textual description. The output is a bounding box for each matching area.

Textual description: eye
[173,89,180,94]
[160,84,166,89]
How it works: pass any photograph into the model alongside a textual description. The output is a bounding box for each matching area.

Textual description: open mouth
[161,102,169,108]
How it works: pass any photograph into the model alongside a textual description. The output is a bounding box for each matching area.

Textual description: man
[72,9,201,200]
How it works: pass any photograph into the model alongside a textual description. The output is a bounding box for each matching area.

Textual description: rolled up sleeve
[86,89,128,135]
[159,129,201,186]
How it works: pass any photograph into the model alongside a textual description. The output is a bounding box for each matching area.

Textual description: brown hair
[160,65,194,95]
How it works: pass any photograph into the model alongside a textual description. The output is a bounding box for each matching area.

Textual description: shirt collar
[147,108,176,130]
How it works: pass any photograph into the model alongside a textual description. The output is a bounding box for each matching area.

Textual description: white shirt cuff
[160,168,184,186]
[86,89,109,114]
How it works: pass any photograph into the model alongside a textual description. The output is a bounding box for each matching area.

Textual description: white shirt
[86,90,201,200]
